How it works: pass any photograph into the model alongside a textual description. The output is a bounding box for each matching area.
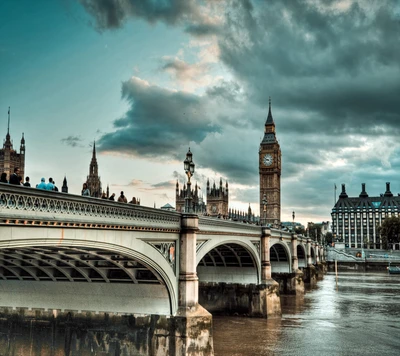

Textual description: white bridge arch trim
[196,237,261,285]
[270,240,293,273]
[0,226,178,315]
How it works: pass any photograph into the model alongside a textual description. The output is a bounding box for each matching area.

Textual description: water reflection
[214,272,400,356]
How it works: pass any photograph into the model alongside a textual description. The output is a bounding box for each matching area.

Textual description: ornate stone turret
[62,176,68,193]
[206,178,229,216]
[0,107,25,180]
[85,141,102,197]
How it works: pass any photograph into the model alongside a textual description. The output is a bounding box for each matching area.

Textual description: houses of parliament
[1,102,282,224]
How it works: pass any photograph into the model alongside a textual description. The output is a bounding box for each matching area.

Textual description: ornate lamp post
[262,193,268,226]
[292,211,295,232]
[183,148,195,213]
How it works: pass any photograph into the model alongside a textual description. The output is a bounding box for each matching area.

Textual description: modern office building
[331,182,400,249]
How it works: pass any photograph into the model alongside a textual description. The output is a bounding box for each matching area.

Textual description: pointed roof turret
[265,97,274,125]
[359,183,368,198]
[62,175,68,193]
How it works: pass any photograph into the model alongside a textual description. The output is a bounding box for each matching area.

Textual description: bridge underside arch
[297,245,306,268]
[311,246,316,264]
[0,243,172,315]
[270,243,291,273]
[197,242,258,284]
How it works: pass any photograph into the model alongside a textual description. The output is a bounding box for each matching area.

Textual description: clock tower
[259,98,281,226]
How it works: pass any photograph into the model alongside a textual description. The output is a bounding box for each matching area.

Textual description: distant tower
[62,176,68,193]
[0,107,26,180]
[206,178,229,216]
[259,98,281,225]
[85,141,102,197]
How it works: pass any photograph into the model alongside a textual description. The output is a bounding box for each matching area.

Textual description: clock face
[263,153,273,166]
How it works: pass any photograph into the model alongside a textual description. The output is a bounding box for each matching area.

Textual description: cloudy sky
[1,0,399,226]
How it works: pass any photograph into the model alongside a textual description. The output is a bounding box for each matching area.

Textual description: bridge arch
[196,238,260,284]
[0,228,178,315]
[297,244,307,268]
[311,246,316,264]
[270,241,291,273]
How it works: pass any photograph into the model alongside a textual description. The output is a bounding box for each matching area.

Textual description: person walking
[23,177,31,187]
[118,191,127,203]
[37,178,47,189]
[109,193,115,201]
[0,173,8,183]
[9,167,20,185]
[81,183,90,196]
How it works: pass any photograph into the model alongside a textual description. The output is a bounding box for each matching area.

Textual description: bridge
[0,184,325,355]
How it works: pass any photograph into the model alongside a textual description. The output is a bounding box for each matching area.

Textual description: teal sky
[1,0,399,227]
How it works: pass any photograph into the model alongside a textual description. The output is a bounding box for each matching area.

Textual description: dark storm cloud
[79,0,400,221]
[61,135,84,147]
[184,23,220,36]
[98,77,221,157]
[78,0,199,29]
[217,0,400,134]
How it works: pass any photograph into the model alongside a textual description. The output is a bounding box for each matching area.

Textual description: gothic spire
[266,97,274,125]
[7,107,10,136]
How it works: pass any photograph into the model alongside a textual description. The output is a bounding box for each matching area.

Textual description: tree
[325,232,333,245]
[378,216,400,250]
[295,226,306,235]
[307,224,322,242]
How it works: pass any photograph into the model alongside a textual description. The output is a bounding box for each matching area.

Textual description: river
[213,272,400,356]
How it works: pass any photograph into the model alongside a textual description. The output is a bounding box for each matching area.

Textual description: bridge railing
[0,184,181,230]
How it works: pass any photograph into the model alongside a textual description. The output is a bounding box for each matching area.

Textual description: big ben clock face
[263,153,273,166]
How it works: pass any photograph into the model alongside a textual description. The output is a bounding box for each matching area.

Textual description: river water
[213,272,400,356]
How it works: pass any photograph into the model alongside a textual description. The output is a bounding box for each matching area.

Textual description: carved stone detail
[252,241,261,257]
[147,242,176,273]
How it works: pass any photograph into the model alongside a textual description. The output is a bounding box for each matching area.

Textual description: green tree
[295,226,306,235]
[325,232,333,245]
[307,225,322,242]
[378,216,400,249]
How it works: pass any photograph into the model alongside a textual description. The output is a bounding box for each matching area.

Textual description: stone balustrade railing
[0,184,181,231]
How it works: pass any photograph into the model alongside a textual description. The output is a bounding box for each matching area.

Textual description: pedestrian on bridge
[23,177,31,187]
[81,183,90,197]
[46,178,55,191]
[118,191,127,203]
[0,173,7,183]
[109,193,115,201]
[9,167,20,185]
[36,178,47,190]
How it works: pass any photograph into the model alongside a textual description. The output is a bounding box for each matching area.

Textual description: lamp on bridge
[262,193,268,226]
[183,148,195,213]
